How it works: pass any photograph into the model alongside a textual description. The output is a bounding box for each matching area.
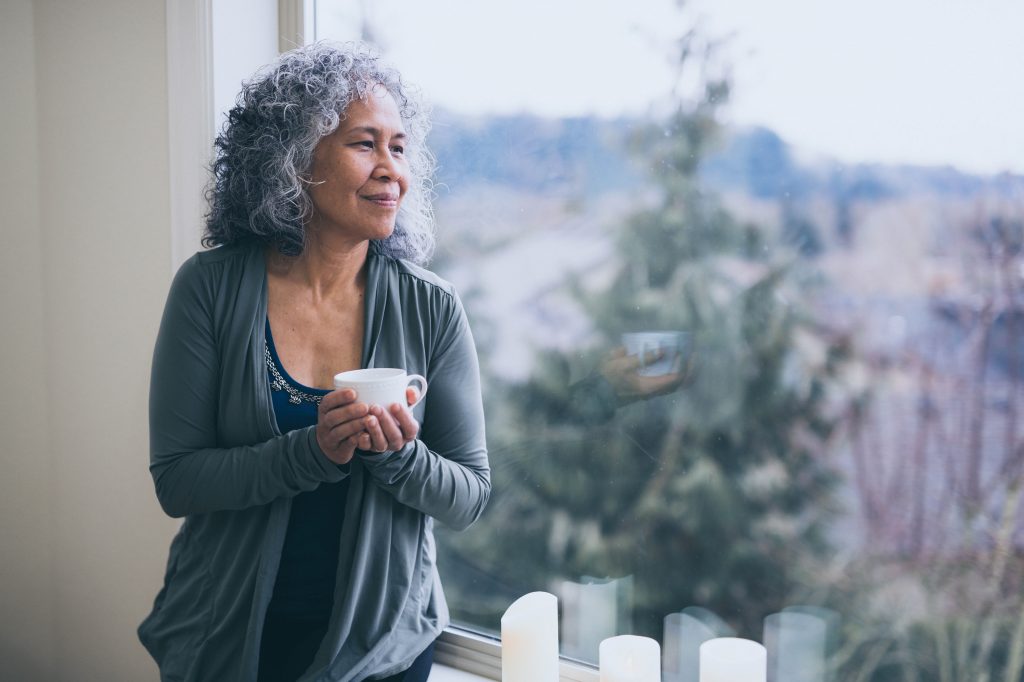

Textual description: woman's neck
[266,232,369,304]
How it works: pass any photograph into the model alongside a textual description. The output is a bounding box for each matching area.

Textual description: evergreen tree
[437,25,846,645]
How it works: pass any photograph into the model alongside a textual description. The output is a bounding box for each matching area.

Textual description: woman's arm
[148,256,348,518]
[356,293,491,530]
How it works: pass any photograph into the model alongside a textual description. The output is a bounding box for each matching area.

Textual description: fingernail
[366,416,376,426]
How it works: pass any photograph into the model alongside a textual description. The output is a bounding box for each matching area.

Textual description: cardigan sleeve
[148,255,348,519]
[356,290,491,530]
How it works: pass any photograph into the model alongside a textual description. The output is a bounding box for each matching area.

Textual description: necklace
[265,343,325,405]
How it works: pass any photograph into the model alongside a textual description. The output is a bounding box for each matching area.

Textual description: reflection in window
[316,1,1024,678]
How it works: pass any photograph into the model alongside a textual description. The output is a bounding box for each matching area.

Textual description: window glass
[316,1,1024,677]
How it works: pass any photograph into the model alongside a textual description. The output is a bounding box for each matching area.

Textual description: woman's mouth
[362,193,399,208]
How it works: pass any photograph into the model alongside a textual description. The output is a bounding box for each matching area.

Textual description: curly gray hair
[203,41,436,264]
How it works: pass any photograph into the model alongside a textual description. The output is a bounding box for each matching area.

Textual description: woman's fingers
[355,412,386,452]
[318,389,367,431]
[316,395,367,465]
[361,410,400,452]
[390,402,421,441]
[365,406,405,451]
[319,388,358,413]
[354,404,421,454]
[320,400,370,430]
[322,394,422,456]
[315,388,424,460]
[335,434,360,459]
[326,417,368,445]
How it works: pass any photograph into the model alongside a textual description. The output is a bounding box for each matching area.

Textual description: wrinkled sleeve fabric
[357,291,490,530]
[148,255,347,518]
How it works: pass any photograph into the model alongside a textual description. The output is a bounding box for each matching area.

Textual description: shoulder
[374,252,459,304]
[371,253,471,343]
[395,259,458,300]
[186,243,256,272]
[368,253,476,361]
[167,243,261,312]
[174,243,259,287]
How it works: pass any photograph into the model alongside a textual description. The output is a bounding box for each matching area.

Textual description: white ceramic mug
[333,368,428,408]
[621,331,691,377]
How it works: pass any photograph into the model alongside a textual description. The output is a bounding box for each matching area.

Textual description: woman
[139,42,490,682]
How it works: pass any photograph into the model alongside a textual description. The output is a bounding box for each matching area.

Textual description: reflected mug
[333,368,428,408]
[621,331,691,377]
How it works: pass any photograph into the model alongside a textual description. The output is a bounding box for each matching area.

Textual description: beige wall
[0,1,54,678]
[1,0,178,679]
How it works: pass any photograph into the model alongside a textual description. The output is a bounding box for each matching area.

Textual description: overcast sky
[316,0,1024,175]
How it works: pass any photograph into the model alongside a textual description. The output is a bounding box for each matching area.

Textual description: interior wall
[0,1,55,679]
[1,0,179,679]
[0,0,289,678]
[33,0,179,678]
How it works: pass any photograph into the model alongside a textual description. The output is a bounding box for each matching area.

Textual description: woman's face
[306,87,410,244]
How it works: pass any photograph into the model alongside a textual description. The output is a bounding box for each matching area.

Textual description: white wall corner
[166,0,214,273]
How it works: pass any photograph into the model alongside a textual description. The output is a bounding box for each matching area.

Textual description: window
[310,1,1024,679]
[167,0,283,271]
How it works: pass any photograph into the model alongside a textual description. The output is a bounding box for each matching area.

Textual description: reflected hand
[599,347,695,404]
[358,387,421,454]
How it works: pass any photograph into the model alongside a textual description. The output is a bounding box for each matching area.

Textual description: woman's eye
[391,145,405,155]
[354,140,374,149]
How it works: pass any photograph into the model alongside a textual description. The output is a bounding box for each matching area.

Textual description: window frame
[165,0,214,272]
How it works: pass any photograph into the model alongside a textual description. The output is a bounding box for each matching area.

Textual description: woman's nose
[372,150,401,181]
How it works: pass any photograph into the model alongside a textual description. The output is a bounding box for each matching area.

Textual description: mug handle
[406,374,428,407]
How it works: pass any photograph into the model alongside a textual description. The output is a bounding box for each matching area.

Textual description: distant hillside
[428,112,646,197]
[427,111,1023,203]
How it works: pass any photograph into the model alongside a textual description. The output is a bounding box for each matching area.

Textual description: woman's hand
[357,387,421,454]
[316,389,372,465]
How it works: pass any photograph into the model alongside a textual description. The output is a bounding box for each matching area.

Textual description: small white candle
[699,637,767,682]
[600,635,661,682]
[501,592,559,682]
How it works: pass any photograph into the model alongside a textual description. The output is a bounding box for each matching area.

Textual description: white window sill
[429,661,600,682]
[433,628,600,682]
[429,663,492,682]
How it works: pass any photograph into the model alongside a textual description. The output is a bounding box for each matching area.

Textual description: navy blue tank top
[265,320,350,619]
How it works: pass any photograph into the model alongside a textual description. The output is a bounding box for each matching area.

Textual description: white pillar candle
[699,637,767,682]
[501,591,560,682]
[600,635,662,682]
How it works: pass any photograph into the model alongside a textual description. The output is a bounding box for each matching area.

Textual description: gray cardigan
[138,243,490,681]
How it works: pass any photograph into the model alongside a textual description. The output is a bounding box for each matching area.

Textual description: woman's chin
[316,221,396,246]
[370,223,398,242]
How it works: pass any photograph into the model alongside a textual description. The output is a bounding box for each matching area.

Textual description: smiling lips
[362,192,399,208]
